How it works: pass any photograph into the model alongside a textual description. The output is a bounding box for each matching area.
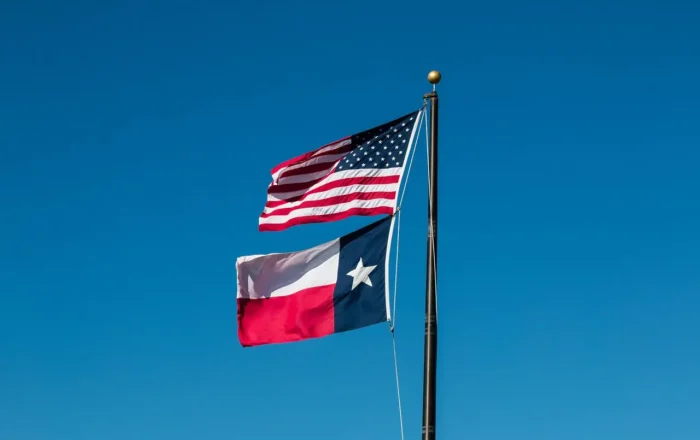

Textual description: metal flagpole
[422,70,441,440]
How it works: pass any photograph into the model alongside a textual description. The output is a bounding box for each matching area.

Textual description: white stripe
[308,139,352,158]
[267,168,402,202]
[384,215,396,322]
[259,198,396,225]
[271,139,352,181]
[236,239,340,299]
[263,183,399,214]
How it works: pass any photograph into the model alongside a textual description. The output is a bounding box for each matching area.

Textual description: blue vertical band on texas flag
[236,215,395,347]
[333,215,393,333]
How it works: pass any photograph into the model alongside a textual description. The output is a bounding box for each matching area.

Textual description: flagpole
[422,70,441,440]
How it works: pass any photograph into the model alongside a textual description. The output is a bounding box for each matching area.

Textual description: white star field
[336,115,416,171]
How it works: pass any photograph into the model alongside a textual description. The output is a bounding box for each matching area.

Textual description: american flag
[259,109,423,231]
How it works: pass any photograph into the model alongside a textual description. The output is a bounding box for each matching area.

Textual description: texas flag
[236,215,394,347]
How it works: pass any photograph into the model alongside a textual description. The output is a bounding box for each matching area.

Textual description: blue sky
[1,1,699,439]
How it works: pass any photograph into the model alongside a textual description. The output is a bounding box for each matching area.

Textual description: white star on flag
[346,258,377,290]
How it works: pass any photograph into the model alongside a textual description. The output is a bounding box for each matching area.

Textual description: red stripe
[276,145,354,179]
[266,175,401,204]
[270,137,351,176]
[259,206,394,232]
[267,174,330,195]
[237,285,336,347]
[277,161,337,180]
[261,191,397,218]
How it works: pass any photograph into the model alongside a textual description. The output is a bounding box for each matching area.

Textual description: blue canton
[336,111,419,172]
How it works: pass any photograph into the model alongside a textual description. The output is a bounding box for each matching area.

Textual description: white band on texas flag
[236,215,394,347]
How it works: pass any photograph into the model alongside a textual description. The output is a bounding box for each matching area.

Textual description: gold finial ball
[427,70,442,85]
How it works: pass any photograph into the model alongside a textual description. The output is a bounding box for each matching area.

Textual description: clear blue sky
[1,1,699,439]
